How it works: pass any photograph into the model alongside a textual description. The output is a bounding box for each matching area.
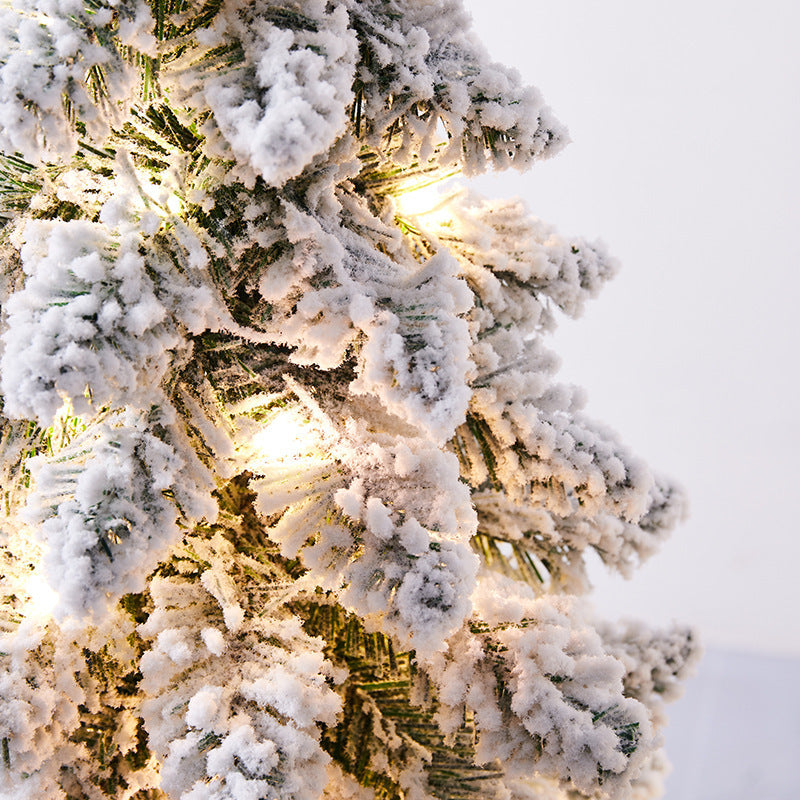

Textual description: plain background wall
[463,0,800,658]
[461,3,800,796]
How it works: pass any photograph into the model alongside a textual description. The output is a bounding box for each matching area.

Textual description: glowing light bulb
[22,573,58,621]
[395,183,446,217]
[394,180,463,230]
[248,408,320,464]
[166,193,184,215]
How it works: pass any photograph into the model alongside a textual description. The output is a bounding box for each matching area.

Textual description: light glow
[166,193,184,215]
[22,573,59,622]
[245,408,323,466]
[393,182,465,238]
[394,182,454,218]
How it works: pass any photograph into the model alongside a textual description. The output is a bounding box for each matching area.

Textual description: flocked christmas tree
[0,1,699,798]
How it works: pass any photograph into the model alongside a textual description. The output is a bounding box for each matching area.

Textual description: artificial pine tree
[0,1,699,798]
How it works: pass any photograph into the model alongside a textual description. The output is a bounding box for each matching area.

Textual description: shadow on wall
[664,648,800,800]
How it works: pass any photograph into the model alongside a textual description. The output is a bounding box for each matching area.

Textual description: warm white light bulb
[166,194,184,215]
[395,183,447,217]
[22,573,58,621]
[244,408,322,467]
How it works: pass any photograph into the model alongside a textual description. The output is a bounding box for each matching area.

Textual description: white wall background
[460,3,800,796]
[463,0,800,658]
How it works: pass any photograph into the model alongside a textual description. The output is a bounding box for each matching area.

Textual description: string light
[393,180,464,234]
[166,193,184,215]
[21,573,58,622]
[236,405,324,469]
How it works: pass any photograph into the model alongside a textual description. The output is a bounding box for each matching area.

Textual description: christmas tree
[0,1,698,798]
